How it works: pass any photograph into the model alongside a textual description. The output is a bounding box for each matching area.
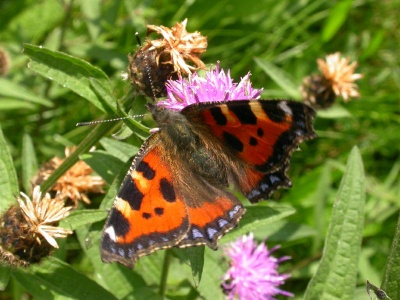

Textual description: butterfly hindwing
[177,184,245,249]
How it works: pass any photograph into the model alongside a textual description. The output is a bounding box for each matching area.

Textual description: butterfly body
[101,100,316,268]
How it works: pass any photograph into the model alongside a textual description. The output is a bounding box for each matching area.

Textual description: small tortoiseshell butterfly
[101,99,316,268]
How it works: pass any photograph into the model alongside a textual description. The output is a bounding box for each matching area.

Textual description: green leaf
[21,133,38,194]
[317,105,352,119]
[74,223,151,300]
[197,249,225,300]
[12,257,117,300]
[0,78,53,107]
[89,77,118,114]
[81,150,125,184]
[100,137,138,162]
[304,147,366,300]
[60,209,107,230]
[254,57,300,99]
[221,204,296,244]
[90,78,150,138]
[381,211,400,299]
[177,247,205,287]
[0,265,10,291]
[0,99,37,110]
[322,0,354,42]
[0,0,64,41]
[23,44,115,114]
[81,0,102,40]
[99,157,132,210]
[0,126,19,212]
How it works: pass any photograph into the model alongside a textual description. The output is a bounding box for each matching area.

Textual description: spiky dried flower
[0,186,72,267]
[128,18,207,98]
[301,52,362,109]
[34,147,105,207]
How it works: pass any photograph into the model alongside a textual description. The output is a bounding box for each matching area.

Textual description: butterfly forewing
[101,139,190,268]
[183,100,316,202]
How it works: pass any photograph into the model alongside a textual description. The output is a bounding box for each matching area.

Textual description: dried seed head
[34,147,105,207]
[0,187,73,267]
[128,19,207,98]
[302,52,363,109]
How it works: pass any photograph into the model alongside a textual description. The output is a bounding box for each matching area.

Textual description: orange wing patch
[201,101,291,169]
[196,100,316,202]
[200,100,315,173]
[101,145,189,268]
[178,195,245,249]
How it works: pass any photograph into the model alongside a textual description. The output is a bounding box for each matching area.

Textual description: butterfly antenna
[76,114,146,127]
[135,32,158,103]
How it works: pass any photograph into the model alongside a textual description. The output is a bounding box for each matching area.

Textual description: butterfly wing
[101,135,190,268]
[101,134,246,267]
[182,99,316,203]
[176,180,245,249]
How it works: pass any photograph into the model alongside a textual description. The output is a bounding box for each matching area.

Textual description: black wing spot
[209,106,227,125]
[249,136,258,146]
[160,178,176,203]
[154,207,164,216]
[229,103,257,124]
[118,176,144,210]
[223,131,244,152]
[260,101,286,122]
[257,127,264,137]
[142,212,152,219]
[108,209,130,237]
[136,160,156,180]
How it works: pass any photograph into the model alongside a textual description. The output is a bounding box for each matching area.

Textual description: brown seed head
[128,19,207,98]
[34,147,105,207]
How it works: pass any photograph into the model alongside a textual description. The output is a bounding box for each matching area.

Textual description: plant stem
[159,249,172,298]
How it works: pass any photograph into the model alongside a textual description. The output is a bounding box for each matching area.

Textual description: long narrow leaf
[381,211,400,299]
[254,57,300,99]
[12,257,116,300]
[304,146,365,299]
[0,265,10,291]
[21,133,38,194]
[0,126,19,212]
[23,44,115,113]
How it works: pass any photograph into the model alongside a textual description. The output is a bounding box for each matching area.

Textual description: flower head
[301,52,362,109]
[222,233,293,300]
[159,63,263,111]
[34,147,105,207]
[0,186,72,267]
[128,19,207,98]
[147,18,207,75]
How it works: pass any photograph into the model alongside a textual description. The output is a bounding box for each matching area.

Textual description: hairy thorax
[153,106,230,186]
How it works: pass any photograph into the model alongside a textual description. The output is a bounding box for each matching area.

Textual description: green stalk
[159,249,172,298]
[40,122,113,193]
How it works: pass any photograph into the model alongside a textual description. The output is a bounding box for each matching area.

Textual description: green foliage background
[0,0,399,299]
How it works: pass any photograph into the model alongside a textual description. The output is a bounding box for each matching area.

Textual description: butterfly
[101,99,316,268]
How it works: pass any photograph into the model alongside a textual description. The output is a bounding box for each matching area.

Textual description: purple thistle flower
[222,233,293,300]
[158,62,263,111]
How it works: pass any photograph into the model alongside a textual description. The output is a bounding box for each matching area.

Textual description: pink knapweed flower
[159,63,263,111]
[222,233,293,300]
